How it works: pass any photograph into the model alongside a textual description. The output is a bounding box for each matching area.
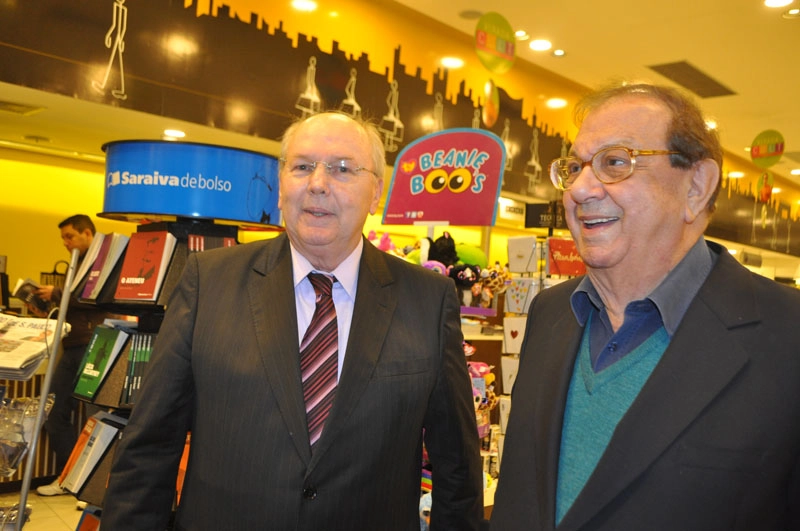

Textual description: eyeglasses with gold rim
[549,146,680,191]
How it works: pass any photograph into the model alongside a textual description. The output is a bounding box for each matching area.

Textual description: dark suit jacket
[102,234,483,530]
[491,242,800,531]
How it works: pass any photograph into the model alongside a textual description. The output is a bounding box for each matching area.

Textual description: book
[61,411,127,493]
[80,232,130,301]
[73,325,130,400]
[114,231,177,302]
[11,277,49,315]
[121,331,156,406]
[69,232,106,293]
[187,233,237,252]
[58,415,98,487]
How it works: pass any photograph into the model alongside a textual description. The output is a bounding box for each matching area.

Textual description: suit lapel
[559,251,758,530]
[531,310,583,530]
[307,242,397,464]
[247,234,313,463]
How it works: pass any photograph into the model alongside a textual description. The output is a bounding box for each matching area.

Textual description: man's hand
[36,285,56,302]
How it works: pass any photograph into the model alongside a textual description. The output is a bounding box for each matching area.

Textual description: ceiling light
[764,0,793,7]
[515,30,530,41]
[291,0,317,12]
[552,49,566,57]
[728,249,738,255]
[441,56,465,69]
[783,7,800,17]
[529,39,552,52]
[705,119,718,130]
[772,187,782,193]
[790,169,800,175]
[163,129,186,140]
[546,98,568,109]
[728,171,745,178]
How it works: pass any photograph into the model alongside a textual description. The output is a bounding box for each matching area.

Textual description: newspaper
[0,314,70,380]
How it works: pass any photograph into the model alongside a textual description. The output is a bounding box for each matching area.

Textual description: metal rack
[13,248,79,531]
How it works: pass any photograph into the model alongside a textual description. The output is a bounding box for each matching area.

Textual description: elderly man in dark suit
[491,84,800,531]
[102,112,483,530]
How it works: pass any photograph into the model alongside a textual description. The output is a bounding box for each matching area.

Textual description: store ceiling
[1,0,799,277]
[394,0,800,187]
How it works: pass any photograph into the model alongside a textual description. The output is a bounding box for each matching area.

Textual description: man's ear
[685,159,720,223]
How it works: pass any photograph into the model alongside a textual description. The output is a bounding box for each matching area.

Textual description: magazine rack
[12,248,80,531]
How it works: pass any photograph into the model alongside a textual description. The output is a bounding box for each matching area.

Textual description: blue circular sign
[101,140,281,227]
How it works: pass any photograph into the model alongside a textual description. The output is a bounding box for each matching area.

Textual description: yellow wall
[0,149,130,290]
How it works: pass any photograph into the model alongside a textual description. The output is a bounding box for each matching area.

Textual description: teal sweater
[556,319,669,524]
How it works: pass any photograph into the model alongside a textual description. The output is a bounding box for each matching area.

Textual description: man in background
[102,112,483,530]
[491,83,800,530]
[34,214,109,496]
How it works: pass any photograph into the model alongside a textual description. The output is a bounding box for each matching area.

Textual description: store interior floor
[0,489,83,531]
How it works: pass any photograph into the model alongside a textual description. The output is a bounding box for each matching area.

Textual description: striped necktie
[300,273,338,450]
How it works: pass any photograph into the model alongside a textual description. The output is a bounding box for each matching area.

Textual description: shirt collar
[290,238,362,300]
[571,237,716,336]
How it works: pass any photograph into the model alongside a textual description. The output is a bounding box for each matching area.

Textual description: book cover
[70,232,106,293]
[12,277,48,314]
[79,234,112,301]
[73,325,130,400]
[62,411,127,493]
[58,416,98,487]
[81,233,130,301]
[114,231,177,302]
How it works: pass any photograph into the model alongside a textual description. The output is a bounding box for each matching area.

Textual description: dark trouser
[43,344,84,472]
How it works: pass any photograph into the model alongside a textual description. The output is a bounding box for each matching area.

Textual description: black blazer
[491,242,800,531]
[102,233,483,530]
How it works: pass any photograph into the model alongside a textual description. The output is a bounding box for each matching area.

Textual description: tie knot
[308,272,334,298]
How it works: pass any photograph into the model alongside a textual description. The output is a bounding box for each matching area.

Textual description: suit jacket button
[303,487,317,500]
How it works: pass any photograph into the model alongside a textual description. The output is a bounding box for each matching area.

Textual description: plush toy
[429,232,459,267]
[448,264,480,306]
[422,260,448,276]
[419,492,432,531]
[455,243,488,270]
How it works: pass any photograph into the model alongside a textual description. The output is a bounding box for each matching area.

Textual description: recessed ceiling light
[772,187,782,193]
[291,0,317,12]
[163,129,186,139]
[791,169,800,175]
[515,30,530,41]
[441,56,464,69]
[764,0,792,7]
[529,39,552,52]
[705,119,718,130]
[546,98,568,109]
[783,7,800,17]
[552,49,566,57]
[728,171,745,178]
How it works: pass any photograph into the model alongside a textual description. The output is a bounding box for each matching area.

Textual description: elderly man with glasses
[102,112,483,531]
[491,83,800,531]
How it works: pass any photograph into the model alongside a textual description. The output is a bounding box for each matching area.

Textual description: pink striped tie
[300,273,338,450]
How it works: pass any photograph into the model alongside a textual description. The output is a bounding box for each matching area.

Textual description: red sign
[382,129,506,226]
[546,238,586,277]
